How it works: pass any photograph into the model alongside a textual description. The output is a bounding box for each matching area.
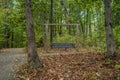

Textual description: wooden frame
[44,24,80,49]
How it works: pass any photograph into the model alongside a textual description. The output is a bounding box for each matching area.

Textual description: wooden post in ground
[45,24,49,52]
[75,24,79,50]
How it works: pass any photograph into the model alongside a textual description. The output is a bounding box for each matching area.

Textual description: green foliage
[117,76,120,80]
[54,33,75,43]
[115,64,120,69]
[114,26,120,49]
[0,0,119,50]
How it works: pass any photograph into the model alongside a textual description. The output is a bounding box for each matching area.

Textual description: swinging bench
[44,24,80,48]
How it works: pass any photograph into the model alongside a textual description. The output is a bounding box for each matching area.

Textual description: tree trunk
[104,0,116,58]
[24,0,43,68]
[60,0,69,33]
[50,0,53,44]
[59,16,62,35]
[11,30,14,48]
[4,26,9,48]
[88,9,92,41]
[4,0,9,48]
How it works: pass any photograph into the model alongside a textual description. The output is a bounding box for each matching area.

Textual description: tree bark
[60,0,69,33]
[4,0,9,48]
[104,0,116,58]
[24,0,43,68]
[11,30,14,48]
[50,0,53,44]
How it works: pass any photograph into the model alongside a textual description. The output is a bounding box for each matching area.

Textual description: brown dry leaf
[26,77,29,80]
[15,50,120,80]
[59,78,64,80]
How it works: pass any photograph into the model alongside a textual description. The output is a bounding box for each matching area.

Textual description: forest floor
[15,48,120,80]
[0,48,26,80]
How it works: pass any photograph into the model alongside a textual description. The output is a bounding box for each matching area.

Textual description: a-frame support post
[45,24,49,52]
[75,24,79,50]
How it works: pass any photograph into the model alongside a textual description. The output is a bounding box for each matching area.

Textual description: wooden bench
[50,43,75,48]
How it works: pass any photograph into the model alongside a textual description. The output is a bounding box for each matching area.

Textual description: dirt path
[0,48,26,80]
[0,48,98,80]
[0,48,77,80]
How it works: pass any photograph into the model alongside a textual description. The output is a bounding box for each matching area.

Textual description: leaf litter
[15,49,120,80]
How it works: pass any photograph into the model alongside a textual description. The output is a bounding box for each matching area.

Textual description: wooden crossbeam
[44,24,80,26]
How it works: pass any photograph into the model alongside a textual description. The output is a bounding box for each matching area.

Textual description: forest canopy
[0,0,120,50]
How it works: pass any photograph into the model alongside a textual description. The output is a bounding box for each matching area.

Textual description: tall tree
[50,0,53,43]
[24,0,43,68]
[104,0,116,58]
[4,0,9,48]
[60,0,69,32]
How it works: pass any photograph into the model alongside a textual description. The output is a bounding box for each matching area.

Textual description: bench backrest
[50,43,75,48]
